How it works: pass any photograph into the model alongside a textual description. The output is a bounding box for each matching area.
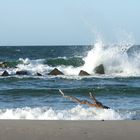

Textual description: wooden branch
[59,89,65,96]
[89,92,97,103]
[59,89,110,109]
[59,89,73,99]
[59,89,83,104]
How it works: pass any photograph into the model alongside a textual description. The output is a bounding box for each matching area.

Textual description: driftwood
[59,89,109,109]
[59,89,82,104]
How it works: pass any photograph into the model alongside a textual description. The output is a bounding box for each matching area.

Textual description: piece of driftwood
[59,89,109,109]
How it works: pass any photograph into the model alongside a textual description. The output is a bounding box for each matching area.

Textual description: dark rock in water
[79,70,90,76]
[94,64,105,74]
[1,70,9,76]
[48,68,64,76]
[0,62,8,68]
[16,70,28,75]
[36,72,42,76]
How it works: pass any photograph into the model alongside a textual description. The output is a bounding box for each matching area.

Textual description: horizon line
[0,44,138,47]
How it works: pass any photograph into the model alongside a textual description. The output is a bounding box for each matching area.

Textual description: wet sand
[0,120,139,140]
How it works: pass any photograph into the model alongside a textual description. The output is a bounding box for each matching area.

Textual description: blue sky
[0,0,139,45]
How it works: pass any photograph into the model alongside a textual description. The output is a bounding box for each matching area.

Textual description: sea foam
[8,39,140,77]
[0,105,134,120]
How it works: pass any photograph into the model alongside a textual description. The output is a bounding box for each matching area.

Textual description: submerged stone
[0,62,8,68]
[79,70,90,76]
[16,70,28,75]
[48,68,64,76]
[94,64,105,74]
[36,72,42,76]
[1,70,9,76]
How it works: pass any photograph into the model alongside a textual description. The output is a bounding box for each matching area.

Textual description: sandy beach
[0,120,139,140]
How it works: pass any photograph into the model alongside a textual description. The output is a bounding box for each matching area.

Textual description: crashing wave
[1,40,140,77]
[0,105,134,120]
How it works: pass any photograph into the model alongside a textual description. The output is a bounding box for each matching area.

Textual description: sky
[0,0,140,46]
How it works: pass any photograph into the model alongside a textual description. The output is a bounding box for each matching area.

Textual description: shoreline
[0,120,139,140]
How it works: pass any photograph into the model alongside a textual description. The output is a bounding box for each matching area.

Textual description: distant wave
[0,57,84,69]
[44,57,84,67]
[0,42,140,77]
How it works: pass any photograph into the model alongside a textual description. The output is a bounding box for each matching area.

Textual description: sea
[0,41,140,120]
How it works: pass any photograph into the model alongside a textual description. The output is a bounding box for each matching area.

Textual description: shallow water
[0,44,140,120]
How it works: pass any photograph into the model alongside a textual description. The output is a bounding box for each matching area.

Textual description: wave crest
[1,41,140,77]
[0,106,134,120]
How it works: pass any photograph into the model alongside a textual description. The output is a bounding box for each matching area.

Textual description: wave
[0,57,84,69]
[62,41,140,76]
[0,105,134,120]
[44,57,84,67]
[1,42,140,77]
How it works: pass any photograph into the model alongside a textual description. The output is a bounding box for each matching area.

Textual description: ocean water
[0,42,140,120]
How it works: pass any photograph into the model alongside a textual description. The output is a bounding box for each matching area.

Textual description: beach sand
[0,120,139,140]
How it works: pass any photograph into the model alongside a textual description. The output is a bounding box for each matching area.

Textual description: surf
[13,42,140,77]
[0,40,140,78]
[0,106,134,120]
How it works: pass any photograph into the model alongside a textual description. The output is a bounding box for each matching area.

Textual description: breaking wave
[1,40,140,77]
[0,106,134,120]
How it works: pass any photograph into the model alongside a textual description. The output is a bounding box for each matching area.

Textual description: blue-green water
[0,44,140,120]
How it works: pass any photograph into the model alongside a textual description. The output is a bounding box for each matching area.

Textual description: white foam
[57,40,140,77]
[16,58,52,75]
[0,106,133,120]
[13,38,140,78]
